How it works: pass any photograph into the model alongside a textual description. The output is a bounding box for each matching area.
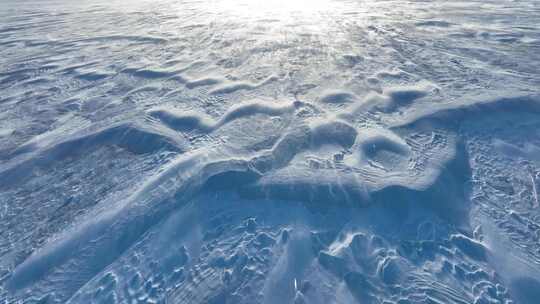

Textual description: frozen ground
[1,0,540,303]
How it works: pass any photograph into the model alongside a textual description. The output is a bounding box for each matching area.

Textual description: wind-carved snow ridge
[0,122,187,187]
[1,0,540,303]
[148,100,300,133]
[7,93,525,294]
[3,92,540,303]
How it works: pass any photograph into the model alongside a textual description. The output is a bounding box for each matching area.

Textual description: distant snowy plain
[1,0,540,303]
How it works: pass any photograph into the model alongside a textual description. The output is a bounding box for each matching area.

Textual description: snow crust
[1,0,540,303]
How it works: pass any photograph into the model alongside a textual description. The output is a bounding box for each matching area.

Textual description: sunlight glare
[214,0,336,18]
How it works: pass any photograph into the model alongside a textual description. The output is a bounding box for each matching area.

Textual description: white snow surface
[1,0,540,303]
